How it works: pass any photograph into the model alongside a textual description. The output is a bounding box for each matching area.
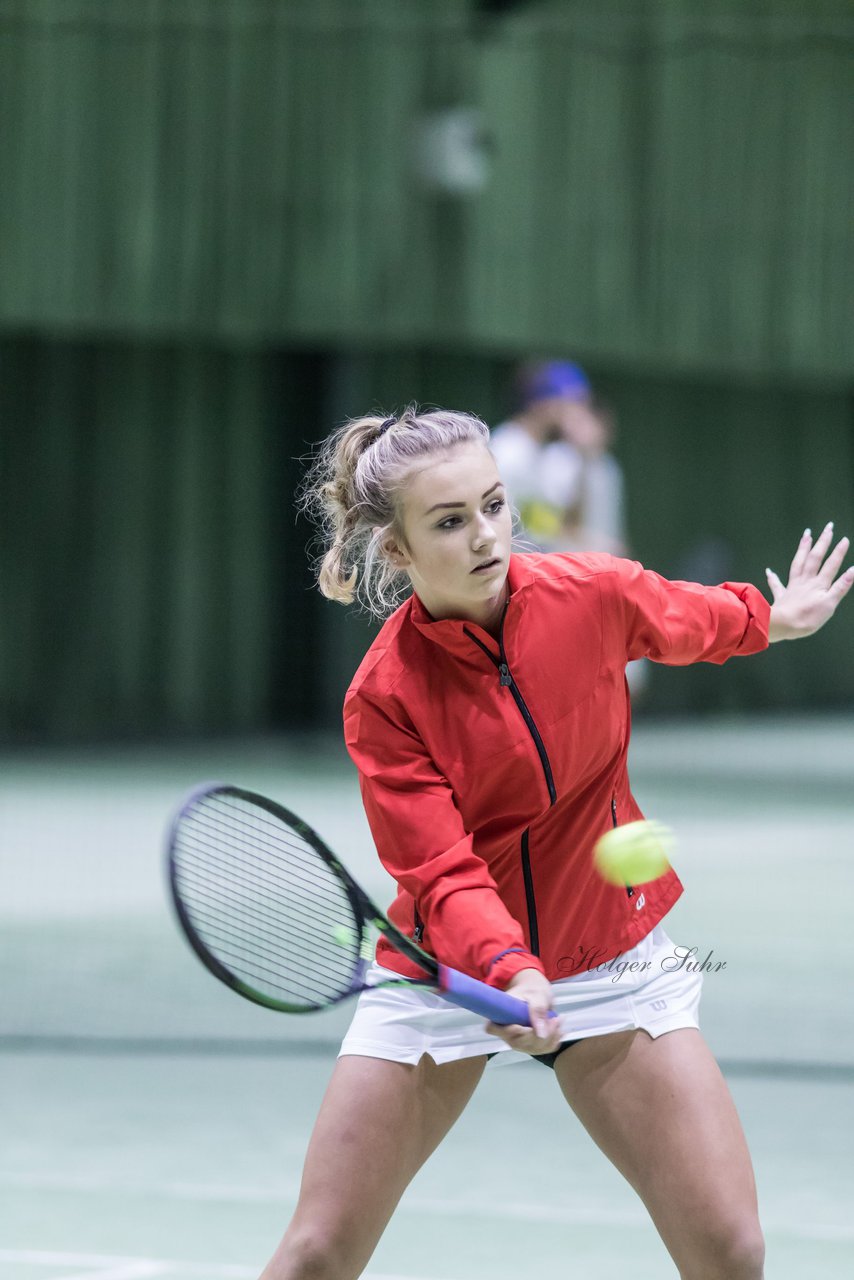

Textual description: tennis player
[261,408,853,1280]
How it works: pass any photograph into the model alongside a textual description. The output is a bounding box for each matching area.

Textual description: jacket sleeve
[605,557,771,664]
[343,688,545,990]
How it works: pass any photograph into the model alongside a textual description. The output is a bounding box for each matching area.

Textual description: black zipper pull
[499,662,512,687]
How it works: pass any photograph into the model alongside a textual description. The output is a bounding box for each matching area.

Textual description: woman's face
[388,442,512,626]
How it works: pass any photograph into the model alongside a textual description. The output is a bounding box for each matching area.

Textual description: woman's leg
[555,1028,764,1280]
[260,1051,487,1280]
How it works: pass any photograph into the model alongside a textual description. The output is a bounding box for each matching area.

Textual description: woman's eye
[437,498,503,530]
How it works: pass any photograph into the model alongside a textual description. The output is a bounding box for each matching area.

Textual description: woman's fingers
[789,523,849,587]
[765,567,784,601]
[818,533,851,586]
[831,563,854,603]
[788,527,813,579]
[485,1014,562,1055]
[804,521,835,574]
[770,526,854,639]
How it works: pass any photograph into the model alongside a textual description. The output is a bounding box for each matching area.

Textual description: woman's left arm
[766,523,854,642]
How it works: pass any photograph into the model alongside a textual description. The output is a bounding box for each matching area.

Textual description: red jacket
[343,553,770,991]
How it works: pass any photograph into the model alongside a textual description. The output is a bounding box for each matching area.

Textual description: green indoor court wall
[468,0,854,380]
[1,0,852,378]
[0,0,473,346]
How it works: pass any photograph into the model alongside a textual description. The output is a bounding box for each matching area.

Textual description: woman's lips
[471,558,501,574]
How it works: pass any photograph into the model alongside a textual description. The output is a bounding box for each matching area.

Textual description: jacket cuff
[722,582,771,653]
[485,949,546,990]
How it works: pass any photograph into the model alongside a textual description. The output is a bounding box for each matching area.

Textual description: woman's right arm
[344,687,544,992]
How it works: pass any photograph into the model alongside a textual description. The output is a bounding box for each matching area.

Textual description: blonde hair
[299,404,491,619]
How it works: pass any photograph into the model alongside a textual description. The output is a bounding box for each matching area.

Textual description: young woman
[261,407,852,1280]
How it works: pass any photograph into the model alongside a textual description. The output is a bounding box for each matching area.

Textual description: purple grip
[438,964,540,1026]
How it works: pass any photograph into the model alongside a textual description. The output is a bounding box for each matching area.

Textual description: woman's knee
[681,1216,765,1280]
[261,1222,360,1280]
[727,1221,766,1279]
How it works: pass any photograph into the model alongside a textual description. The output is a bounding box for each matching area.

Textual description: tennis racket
[166,782,538,1026]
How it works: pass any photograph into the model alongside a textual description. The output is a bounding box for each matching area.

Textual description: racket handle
[437,964,555,1027]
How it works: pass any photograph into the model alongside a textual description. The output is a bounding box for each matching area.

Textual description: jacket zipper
[464,610,556,956]
[520,829,539,955]
[413,903,425,943]
[611,794,635,898]
[464,616,557,805]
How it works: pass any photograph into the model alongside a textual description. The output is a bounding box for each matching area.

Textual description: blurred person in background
[492,360,647,694]
[490,359,626,556]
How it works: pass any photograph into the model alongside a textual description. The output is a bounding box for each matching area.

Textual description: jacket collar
[408,553,536,652]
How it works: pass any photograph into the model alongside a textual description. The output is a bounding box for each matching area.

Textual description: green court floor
[1,715,853,1278]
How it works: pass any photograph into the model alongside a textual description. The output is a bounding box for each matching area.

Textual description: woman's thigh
[261,1051,486,1280]
[555,1028,764,1279]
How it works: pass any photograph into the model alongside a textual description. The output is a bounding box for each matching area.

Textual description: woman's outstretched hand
[766,523,854,642]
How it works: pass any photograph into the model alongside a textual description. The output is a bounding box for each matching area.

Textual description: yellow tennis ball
[593,820,674,886]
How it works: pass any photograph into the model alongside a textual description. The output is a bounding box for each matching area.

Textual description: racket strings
[172,792,364,1010]
[174,883,330,981]
[178,830,348,935]
[175,856,344,965]
[176,874,354,996]
[180,903,335,1000]
[186,810,359,932]
[188,806,339,897]
[174,831,359,1002]
[174,807,353,939]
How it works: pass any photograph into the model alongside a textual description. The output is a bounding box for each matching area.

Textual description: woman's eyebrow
[424,481,503,516]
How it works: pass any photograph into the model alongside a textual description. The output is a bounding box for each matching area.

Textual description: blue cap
[519,360,591,406]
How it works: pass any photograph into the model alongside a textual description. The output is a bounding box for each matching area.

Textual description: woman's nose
[472,514,495,548]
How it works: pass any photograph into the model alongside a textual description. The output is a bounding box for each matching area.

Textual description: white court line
[0,1254,172,1279]
[0,1254,445,1280]
[51,1272,159,1280]
[50,1265,168,1280]
[0,1254,242,1279]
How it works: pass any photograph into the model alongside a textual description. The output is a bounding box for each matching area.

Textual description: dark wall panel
[0,337,321,740]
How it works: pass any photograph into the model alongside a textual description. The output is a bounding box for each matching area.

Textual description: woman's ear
[375,528,411,569]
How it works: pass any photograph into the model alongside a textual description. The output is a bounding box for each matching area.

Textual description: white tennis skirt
[339,924,703,1068]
